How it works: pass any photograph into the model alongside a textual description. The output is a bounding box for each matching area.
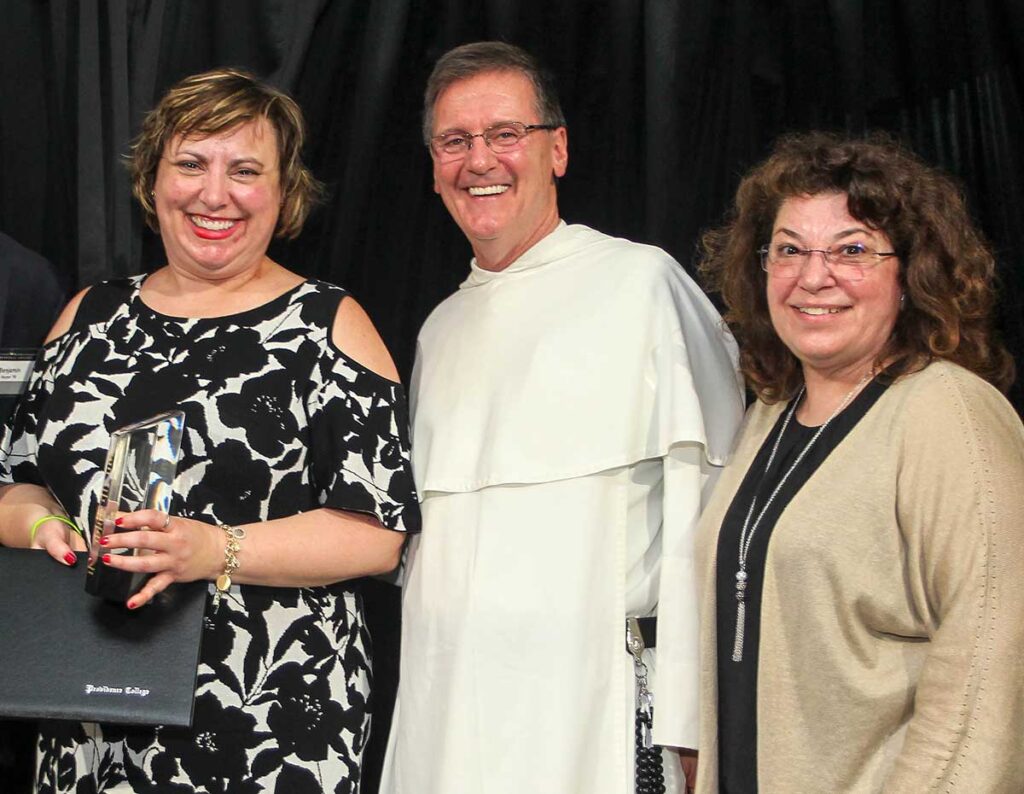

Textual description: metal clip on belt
[626,618,654,749]
[627,617,666,793]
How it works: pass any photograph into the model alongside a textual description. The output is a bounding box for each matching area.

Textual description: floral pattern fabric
[0,277,419,793]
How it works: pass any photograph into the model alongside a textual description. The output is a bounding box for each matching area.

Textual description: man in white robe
[381,42,744,794]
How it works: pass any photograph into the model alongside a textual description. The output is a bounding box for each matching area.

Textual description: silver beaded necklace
[731,372,872,662]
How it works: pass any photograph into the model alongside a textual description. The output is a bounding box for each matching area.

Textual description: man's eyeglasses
[758,242,898,281]
[429,122,558,161]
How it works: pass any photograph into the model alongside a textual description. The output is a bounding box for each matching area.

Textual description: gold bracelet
[211,523,245,611]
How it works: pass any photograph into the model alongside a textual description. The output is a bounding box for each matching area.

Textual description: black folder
[0,549,206,727]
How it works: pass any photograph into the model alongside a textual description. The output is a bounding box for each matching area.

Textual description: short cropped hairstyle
[423,41,566,144]
[700,131,1014,402]
[129,68,321,239]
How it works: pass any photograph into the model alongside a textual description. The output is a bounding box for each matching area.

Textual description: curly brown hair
[129,68,322,239]
[700,131,1014,402]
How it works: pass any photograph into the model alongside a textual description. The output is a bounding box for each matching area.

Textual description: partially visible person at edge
[695,131,1024,793]
[0,233,65,425]
[0,231,64,349]
[380,41,745,794]
[0,232,64,794]
[0,68,421,792]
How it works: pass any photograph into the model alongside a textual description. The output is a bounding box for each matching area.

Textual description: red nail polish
[64,552,76,566]
[126,600,137,610]
[99,535,109,546]
[102,554,111,564]
[114,517,124,526]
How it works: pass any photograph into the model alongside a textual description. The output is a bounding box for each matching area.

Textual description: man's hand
[680,748,698,793]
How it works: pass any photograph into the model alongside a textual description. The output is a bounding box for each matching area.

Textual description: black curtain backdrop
[2,2,1022,791]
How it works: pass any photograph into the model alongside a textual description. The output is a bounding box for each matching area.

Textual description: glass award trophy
[85,411,186,601]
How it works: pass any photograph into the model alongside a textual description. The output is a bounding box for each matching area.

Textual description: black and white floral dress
[0,276,420,793]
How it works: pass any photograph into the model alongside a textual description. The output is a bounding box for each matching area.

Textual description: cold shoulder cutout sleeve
[330,295,400,383]
[306,335,420,535]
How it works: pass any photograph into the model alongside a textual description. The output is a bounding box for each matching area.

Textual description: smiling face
[430,70,568,271]
[767,192,903,384]
[154,118,281,280]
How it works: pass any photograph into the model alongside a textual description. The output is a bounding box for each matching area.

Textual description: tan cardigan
[695,361,1024,793]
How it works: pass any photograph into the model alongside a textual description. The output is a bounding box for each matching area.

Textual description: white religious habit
[381,223,744,794]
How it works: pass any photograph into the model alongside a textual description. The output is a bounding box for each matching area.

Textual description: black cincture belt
[626,616,657,650]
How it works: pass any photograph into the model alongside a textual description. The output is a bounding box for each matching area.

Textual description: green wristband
[29,514,83,545]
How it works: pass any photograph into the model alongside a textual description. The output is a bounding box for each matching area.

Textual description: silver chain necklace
[731,373,871,662]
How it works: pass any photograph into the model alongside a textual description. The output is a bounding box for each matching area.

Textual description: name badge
[0,349,38,396]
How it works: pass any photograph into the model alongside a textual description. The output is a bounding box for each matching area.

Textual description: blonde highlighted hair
[129,68,321,239]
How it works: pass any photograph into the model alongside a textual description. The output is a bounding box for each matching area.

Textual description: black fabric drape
[1,3,1022,792]
[3,1,1022,399]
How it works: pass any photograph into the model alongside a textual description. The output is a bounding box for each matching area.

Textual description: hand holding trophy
[85,411,186,605]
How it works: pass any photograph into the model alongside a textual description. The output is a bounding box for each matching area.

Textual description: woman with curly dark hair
[695,131,1024,793]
